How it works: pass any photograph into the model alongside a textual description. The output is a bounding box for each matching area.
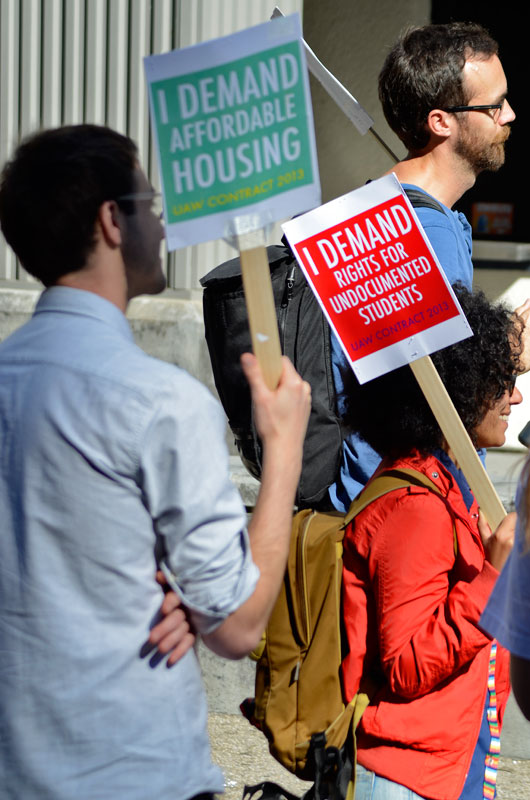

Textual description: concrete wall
[0,287,214,391]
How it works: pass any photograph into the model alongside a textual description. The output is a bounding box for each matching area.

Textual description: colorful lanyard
[483,641,500,800]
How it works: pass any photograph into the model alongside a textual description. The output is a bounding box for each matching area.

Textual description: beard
[454,121,511,174]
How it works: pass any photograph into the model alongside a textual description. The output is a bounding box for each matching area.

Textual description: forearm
[202,354,309,659]
[240,440,302,627]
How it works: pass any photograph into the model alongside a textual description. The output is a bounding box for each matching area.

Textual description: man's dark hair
[341,285,523,460]
[378,22,499,151]
[0,124,138,286]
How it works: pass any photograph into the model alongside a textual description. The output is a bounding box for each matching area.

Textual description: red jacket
[342,452,510,800]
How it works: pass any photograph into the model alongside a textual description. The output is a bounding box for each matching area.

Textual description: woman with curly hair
[340,285,524,800]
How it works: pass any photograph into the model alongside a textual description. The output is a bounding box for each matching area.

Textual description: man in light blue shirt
[0,125,311,800]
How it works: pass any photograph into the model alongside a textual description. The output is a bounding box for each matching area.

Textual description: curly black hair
[340,284,523,459]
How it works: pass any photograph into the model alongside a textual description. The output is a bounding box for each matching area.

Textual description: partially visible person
[0,124,311,800]
[329,21,523,512]
[340,286,524,799]
[481,463,530,721]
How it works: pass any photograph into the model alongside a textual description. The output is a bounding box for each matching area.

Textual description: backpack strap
[342,468,434,527]
[404,187,445,214]
[243,782,301,800]
[343,467,458,555]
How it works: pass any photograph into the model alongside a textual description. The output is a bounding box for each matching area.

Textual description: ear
[97,200,123,247]
[426,109,454,141]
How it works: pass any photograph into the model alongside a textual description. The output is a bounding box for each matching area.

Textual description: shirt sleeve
[358,489,496,698]
[480,489,530,658]
[329,332,381,512]
[139,373,259,635]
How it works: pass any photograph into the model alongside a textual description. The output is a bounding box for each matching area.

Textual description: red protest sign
[282,175,472,383]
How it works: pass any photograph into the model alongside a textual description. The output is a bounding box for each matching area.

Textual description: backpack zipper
[279,265,296,350]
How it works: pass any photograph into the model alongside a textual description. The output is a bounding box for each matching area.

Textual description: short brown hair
[379,22,498,151]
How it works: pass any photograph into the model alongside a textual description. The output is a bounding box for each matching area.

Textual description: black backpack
[200,189,444,510]
[201,239,341,510]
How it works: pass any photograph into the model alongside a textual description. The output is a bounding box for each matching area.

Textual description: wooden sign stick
[410,355,506,529]
[237,228,283,390]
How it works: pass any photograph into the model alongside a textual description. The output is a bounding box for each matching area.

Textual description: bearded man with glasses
[378,21,515,290]
[327,22,530,517]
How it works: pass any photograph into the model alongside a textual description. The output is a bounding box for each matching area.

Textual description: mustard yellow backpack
[242,468,450,800]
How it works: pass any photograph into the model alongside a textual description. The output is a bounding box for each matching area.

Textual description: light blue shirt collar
[34,285,134,342]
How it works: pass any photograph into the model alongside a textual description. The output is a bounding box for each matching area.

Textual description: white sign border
[282,173,473,384]
[144,13,321,251]
[351,315,473,383]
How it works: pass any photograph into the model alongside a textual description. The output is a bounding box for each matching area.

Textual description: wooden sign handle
[410,355,506,530]
[239,241,283,390]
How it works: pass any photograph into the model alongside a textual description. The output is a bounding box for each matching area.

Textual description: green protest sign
[144,14,320,250]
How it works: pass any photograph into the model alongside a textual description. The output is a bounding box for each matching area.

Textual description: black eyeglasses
[441,102,504,122]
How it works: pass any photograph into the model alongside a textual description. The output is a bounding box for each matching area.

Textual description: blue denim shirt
[0,286,258,799]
